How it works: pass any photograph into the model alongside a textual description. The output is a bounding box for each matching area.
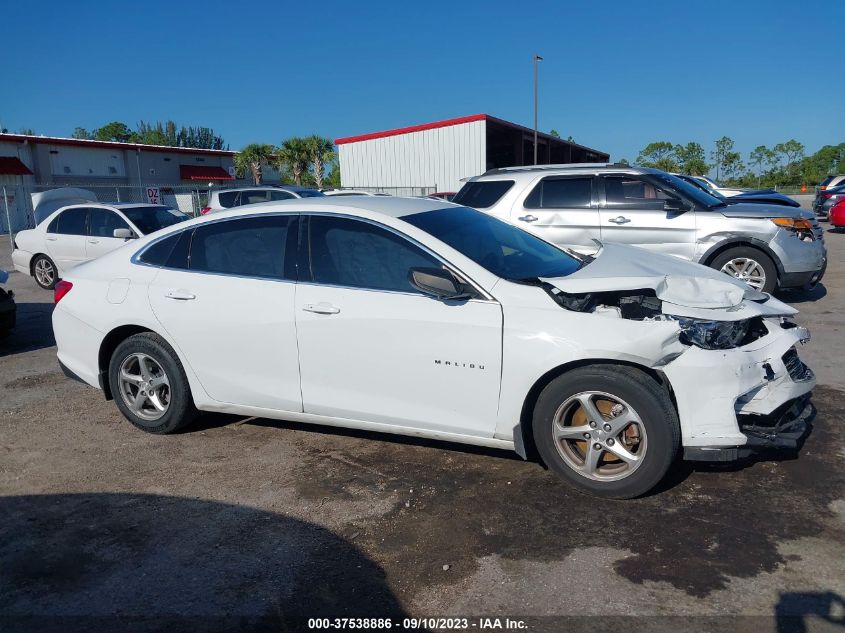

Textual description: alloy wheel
[34,259,55,287]
[551,391,648,482]
[720,257,766,290]
[118,353,171,422]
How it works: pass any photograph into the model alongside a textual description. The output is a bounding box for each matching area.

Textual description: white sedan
[12,203,189,289]
[51,197,814,498]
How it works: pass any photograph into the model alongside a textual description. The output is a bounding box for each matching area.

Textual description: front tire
[32,254,57,290]
[710,246,778,293]
[109,332,197,434]
[532,365,680,499]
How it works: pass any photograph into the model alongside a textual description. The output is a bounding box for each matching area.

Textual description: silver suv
[454,164,826,293]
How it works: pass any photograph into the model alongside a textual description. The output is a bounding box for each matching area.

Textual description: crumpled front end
[661,319,814,459]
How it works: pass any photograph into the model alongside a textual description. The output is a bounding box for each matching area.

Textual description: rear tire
[532,365,680,499]
[32,255,57,290]
[710,246,778,293]
[109,332,197,434]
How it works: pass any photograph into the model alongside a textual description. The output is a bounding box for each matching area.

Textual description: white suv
[454,164,826,293]
[202,185,324,215]
[51,197,814,498]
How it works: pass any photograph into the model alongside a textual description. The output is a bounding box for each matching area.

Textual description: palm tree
[235,143,274,184]
[277,137,311,186]
[304,135,336,189]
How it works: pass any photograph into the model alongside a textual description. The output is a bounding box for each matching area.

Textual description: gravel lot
[1,233,843,632]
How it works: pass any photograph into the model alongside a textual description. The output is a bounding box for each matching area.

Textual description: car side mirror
[113,228,136,239]
[409,267,470,300]
[664,198,690,212]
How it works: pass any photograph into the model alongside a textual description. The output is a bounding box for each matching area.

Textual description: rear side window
[524,177,592,209]
[269,190,295,201]
[138,231,192,268]
[190,215,297,280]
[216,192,238,208]
[239,190,271,205]
[452,181,514,208]
[49,208,88,235]
[306,215,440,293]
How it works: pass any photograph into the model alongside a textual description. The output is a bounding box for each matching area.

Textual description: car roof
[468,163,655,181]
[202,195,450,220]
[110,203,169,210]
[215,185,318,193]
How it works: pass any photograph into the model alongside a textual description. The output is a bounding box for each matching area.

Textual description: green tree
[72,127,92,140]
[277,137,311,186]
[749,145,775,187]
[616,158,630,166]
[93,121,135,143]
[636,141,678,172]
[673,142,708,175]
[711,137,744,181]
[304,135,335,189]
[324,156,341,188]
[773,139,805,182]
[234,143,275,184]
[549,129,560,138]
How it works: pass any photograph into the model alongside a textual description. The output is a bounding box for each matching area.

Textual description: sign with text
[146,187,161,204]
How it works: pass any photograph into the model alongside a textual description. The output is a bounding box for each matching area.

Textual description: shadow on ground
[0,493,410,633]
[0,302,55,357]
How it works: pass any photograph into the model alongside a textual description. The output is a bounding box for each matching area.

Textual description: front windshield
[652,173,724,208]
[403,206,583,280]
[122,207,189,234]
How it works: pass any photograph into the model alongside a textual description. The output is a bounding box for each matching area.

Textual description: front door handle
[165,290,196,301]
[46,236,58,242]
[518,214,538,223]
[608,216,631,224]
[87,239,99,244]
[303,303,340,315]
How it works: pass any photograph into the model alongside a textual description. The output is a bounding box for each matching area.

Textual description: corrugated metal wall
[47,145,126,179]
[339,120,486,192]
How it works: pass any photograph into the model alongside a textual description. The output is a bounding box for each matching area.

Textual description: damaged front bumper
[660,320,815,462]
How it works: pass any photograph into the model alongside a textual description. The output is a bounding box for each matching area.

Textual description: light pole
[533,54,543,165]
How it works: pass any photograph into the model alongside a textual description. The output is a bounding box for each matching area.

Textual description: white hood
[542,241,796,321]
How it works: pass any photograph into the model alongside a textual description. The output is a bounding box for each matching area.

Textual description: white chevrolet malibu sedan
[51,197,815,498]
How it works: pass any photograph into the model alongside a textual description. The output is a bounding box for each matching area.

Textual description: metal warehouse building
[0,133,237,188]
[0,133,238,232]
[335,113,609,193]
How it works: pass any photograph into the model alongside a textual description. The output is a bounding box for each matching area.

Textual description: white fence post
[3,186,13,249]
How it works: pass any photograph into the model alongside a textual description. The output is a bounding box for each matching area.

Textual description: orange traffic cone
[801,184,808,192]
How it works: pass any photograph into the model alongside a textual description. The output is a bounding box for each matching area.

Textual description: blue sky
[4,0,843,163]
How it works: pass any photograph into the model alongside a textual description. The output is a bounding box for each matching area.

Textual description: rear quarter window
[216,192,238,208]
[452,180,514,208]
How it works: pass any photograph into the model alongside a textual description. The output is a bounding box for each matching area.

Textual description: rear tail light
[54,280,73,304]
[200,207,212,215]
[823,193,832,199]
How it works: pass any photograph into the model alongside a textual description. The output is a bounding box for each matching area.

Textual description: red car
[830,199,845,228]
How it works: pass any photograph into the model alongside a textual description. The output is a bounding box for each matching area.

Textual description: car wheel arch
[97,325,160,400]
[700,238,785,276]
[513,359,676,463]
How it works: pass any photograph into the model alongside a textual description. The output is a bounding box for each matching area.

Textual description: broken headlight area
[666,316,767,350]
[536,282,768,350]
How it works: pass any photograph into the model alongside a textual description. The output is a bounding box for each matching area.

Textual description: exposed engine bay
[529,279,770,351]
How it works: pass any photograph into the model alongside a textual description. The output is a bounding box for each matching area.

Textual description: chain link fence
[1,183,439,235]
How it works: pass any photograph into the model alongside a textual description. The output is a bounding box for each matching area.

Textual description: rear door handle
[87,239,99,244]
[165,290,196,301]
[46,237,58,241]
[608,216,631,224]
[518,215,538,223]
[303,303,340,315]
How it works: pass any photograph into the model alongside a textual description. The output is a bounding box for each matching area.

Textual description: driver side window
[603,176,674,209]
[305,215,441,294]
[89,209,131,238]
